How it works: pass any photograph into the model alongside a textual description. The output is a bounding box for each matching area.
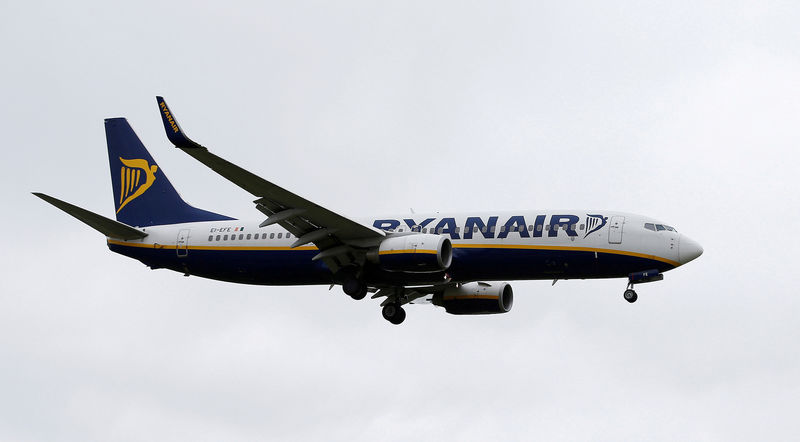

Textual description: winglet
[156,96,204,149]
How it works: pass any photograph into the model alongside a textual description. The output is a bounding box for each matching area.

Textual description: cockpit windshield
[644,223,676,232]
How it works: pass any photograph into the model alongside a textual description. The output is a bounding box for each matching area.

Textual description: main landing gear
[382,303,406,325]
[342,277,368,300]
[339,274,407,324]
[623,283,638,303]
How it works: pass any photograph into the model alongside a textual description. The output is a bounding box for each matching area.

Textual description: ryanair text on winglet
[160,101,180,133]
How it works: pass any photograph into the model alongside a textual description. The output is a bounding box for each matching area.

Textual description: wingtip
[155,96,204,149]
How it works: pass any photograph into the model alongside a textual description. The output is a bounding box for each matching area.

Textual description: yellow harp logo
[117,157,158,213]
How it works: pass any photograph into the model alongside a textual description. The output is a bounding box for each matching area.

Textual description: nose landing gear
[623,285,638,303]
[622,269,663,303]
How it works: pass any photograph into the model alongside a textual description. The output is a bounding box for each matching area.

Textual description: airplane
[34,97,703,325]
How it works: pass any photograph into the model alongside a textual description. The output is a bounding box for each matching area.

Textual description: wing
[155,96,384,273]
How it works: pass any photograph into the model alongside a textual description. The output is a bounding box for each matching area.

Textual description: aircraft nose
[679,235,703,265]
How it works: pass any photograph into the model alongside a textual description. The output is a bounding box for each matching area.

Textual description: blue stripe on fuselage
[108,242,675,286]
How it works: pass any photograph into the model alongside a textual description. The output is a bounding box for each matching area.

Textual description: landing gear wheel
[382,304,406,325]
[350,285,368,300]
[343,278,366,300]
[623,289,638,303]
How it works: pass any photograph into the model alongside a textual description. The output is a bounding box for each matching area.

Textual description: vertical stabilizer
[105,118,234,227]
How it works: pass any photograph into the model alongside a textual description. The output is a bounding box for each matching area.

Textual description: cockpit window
[646,223,678,232]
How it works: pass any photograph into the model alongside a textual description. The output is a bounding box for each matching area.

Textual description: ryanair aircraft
[34,97,703,324]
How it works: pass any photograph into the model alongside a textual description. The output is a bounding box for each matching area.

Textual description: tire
[343,278,364,297]
[350,285,368,300]
[382,304,397,321]
[624,289,638,303]
[382,304,406,324]
[389,307,406,325]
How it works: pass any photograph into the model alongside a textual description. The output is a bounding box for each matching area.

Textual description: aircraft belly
[107,244,332,285]
[447,247,675,281]
[108,241,676,287]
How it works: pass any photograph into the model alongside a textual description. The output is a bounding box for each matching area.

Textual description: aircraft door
[177,229,190,257]
[608,216,624,244]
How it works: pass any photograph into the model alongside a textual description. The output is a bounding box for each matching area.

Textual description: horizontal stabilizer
[33,192,147,240]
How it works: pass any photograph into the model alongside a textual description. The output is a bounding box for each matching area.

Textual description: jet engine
[374,234,452,273]
[432,282,513,315]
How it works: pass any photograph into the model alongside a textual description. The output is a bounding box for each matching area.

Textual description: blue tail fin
[105,118,234,227]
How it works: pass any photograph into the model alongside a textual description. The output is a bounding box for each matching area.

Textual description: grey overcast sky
[2,1,799,440]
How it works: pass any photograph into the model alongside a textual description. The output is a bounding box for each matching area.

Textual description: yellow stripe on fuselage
[452,243,679,267]
[106,239,318,251]
[106,239,678,267]
[443,295,499,301]
[378,249,438,255]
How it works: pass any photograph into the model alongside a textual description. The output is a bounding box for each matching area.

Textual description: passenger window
[287,233,292,238]
[579,224,585,230]
[454,227,460,234]
[237,234,242,240]
[231,235,236,240]
[246,234,251,240]
[490,226,496,233]
[208,235,213,241]
[216,235,221,241]
[278,233,283,239]
[537,225,542,232]
[270,233,275,239]
[644,223,656,231]
[223,235,228,240]
[481,226,487,233]
[545,225,550,231]
[528,225,533,231]
[500,226,506,233]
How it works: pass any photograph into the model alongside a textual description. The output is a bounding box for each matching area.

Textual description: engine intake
[433,282,513,315]
[376,234,452,273]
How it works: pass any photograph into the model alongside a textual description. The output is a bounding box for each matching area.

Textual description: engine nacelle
[432,282,513,315]
[376,234,452,273]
